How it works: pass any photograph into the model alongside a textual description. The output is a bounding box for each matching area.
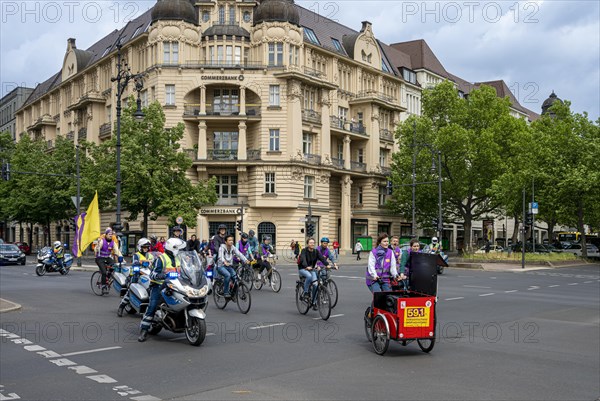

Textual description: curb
[0,298,22,313]
[449,263,484,270]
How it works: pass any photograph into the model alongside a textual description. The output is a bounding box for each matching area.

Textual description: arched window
[257,222,276,250]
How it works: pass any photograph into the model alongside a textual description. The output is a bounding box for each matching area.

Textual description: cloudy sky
[1,0,598,119]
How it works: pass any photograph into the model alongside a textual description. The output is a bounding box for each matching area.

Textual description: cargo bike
[364,253,447,355]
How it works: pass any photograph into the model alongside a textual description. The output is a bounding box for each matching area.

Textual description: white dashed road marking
[248,323,286,330]
[445,297,464,301]
[527,286,540,290]
[463,285,491,289]
[548,285,559,288]
[568,283,579,286]
[313,314,344,320]
[62,346,122,357]
[479,293,495,297]
[504,290,518,293]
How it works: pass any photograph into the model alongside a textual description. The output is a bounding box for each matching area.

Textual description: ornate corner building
[14,0,540,253]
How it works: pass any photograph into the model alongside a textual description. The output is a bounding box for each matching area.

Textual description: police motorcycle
[35,243,73,276]
[118,254,159,315]
[147,250,211,346]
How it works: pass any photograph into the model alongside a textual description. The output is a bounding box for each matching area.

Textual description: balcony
[99,123,111,139]
[303,66,325,79]
[184,148,198,161]
[78,128,87,140]
[350,161,367,172]
[272,65,337,89]
[208,149,237,161]
[68,91,105,110]
[381,166,392,175]
[66,131,74,141]
[183,60,266,70]
[380,128,394,143]
[183,104,261,119]
[302,109,321,125]
[330,116,368,137]
[303,153,321,165]
[350,90,404,111]
[331,157,345,169]
[216,197,238,206]
[28,114,56,131]
[247,149,261,160]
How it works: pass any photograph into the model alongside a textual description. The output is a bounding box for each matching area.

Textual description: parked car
[475,245,504,254]
[509,243,551,253]
[561,243,600,258]
[13,242,31,255]
[0,244,27,265]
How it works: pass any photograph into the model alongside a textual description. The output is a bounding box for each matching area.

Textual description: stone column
[239,86,246,115]
[369,105,381,172]
[238,121,247,160]
[343,135,351,170]
[200,85,206,115]
[197,120,207,159]
[341,174,353,253]
[320,89,332,164]
[287,80,303,159]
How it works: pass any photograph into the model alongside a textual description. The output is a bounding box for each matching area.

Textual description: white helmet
[432,237,438,243]
[164,238,186,256]
[137,237,151,252]
[53,241,62,248]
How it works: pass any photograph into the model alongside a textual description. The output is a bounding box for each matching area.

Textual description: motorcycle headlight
[185,285,208,298]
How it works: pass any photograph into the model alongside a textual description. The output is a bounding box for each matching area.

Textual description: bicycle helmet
[164,238,186,257]
[241,232,249,239]
[263,235,271,242]
[248,230,255,236]
[432,237,438,243]
[218,224,227,230]
[320,237,330,243]
[53,241,62,249]
[150,234,157,241]
[137,238,151,252]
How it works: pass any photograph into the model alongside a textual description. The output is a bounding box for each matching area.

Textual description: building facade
[1,86,34,141]
[14,0,541,253]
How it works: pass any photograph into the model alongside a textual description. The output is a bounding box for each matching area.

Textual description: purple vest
[365,248,393,286]
[98,237,116,258]
[392,246,402,264]
[261,244,271,257]
[234,241,250,262]
[316,246,330,267]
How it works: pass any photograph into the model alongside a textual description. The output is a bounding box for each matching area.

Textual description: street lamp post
[111,41,145,246]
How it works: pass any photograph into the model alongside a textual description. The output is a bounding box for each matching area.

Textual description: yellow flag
[78,191,100,257]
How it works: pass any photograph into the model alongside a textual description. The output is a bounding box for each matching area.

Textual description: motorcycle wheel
[186,316,207,346]
[270,270,282,293]
[295,284,310,315]
[213,282,228,309]
[148,323,162,335]
[35,264,46,276]
[125,304,136,315]
[317,286,332,321]
[236,283,251,314]
[90,272,104,296]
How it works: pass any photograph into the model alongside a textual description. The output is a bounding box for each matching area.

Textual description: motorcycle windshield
[177,251,207,288]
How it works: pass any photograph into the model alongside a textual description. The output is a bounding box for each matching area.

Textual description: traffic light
[1,161,10,181]
[306,223,315,237]
[432,218,439,230]
[236,220,242,232]
[386,180,393,195]
[525,212,533,226]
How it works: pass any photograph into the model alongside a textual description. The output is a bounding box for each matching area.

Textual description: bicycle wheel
[372,315,390,355]
[91,271,104,296]
[417,338,435,353]
[295,284,310,315]
[236,283,251,314]
[241,267,253,291]
[317,285,331,321]
[212,281,228,309]
[364,306,373,342]
[253,269,264,290]
[270,270,282,293]
[327,279,338,308]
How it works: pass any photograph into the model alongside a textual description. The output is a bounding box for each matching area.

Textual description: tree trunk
[577,199,587,258]
[463,218,473,253]
[546,219,556,245]
[28,223,33,250]
[47,218,51,246]
[143,208,148,238]
[511,213,520,245]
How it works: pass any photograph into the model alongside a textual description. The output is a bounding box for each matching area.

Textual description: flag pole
[76,145,81,267]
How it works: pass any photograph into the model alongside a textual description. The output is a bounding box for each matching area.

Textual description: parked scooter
[35,246,73,276]
[146,251,211,346]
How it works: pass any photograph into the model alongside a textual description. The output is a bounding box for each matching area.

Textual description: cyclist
[298,237,330,304]
[139,237,185,342]
[248,229,259,255]
[217,234,249,299]
[95,228,123,294]
[316,237,338,272]
[255,235,275,281]
[235,233,254,264]
[366,233,404,293]
[118,238,154,317]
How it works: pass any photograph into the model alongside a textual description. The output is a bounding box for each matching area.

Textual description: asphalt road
[1,260,599,401]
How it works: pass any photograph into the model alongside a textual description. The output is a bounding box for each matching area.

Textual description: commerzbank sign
[200,207,240,215]
[200,75,244,81]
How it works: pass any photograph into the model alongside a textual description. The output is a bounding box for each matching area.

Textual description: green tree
[87,100,216,236]
[390,81,529,252]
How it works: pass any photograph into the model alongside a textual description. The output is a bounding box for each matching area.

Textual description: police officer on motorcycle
[138,237,185,342]
[117,238,154,317]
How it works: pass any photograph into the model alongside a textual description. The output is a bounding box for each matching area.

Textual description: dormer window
[458,90,465,99]
[304,28,320,45]
[331,38,344,53]
[102,46,111,57]
[243,11,251,23]
[202,10,210,23]
[402,68,417,84]
[382,59,390,73]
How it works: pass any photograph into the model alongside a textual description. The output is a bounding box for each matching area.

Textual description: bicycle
[236,261,254,291]
[295,267,331,320]
[212,266,252,314]
[252,255,282,293]
[319,266,339,309]
[91,260,118,296]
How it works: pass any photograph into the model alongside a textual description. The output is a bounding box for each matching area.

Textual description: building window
[268,43,284,66]
[402,68,417,84]
[269,85,280,106]
[140,90,148,107]
[357,186,363,204]
[165,85,176,105]
[378,186,387,206]
[163,42,179,64]
[269,129,280,151]
[213,88,239,114]
[337,142,343,160]
[338,106,348,126]
[257,222,276,246]
[218,5,225,23]
[302,133,313,154]
[243,11,251,23]
[379,149,387,167]
[331,38,344,53]
[382,59,390,73]
[303,87,317,110]
[213,131,238,151]
[304,175,315,199]
[217,45,224,62]
[229,5,235,24]
[234,46,241,64]
[265,172,276,193]
[226,45,233,63]
[132,25,142,38]
[214,175,238,199]
[289,44,299,65]
[304,27,320,44]
[357,148,364,163]
[202,10,210,22]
